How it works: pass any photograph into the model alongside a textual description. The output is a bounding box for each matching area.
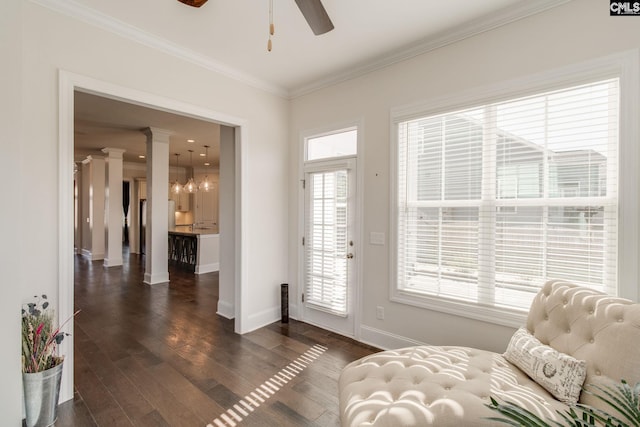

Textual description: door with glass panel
[303,159,356,336]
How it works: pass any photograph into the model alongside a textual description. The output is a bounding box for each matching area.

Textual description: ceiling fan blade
[177,0,208,8]
[295,0,334,35]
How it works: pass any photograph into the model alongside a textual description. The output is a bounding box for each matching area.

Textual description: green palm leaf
[486,397,560,427]
[582,381,640,426]
[488,380,640,427]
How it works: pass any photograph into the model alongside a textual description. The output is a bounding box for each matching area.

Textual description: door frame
[297,120,364,339]
[58,70,249,403]
[302,158,357,334]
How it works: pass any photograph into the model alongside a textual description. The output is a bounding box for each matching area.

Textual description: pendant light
[171,153,183,194]
[198,145,213,192]
[184,149,198,193]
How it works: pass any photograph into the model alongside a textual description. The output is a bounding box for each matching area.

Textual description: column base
[103,258,123,268]
[143,272,170,285]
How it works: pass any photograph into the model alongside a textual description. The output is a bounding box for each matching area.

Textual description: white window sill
[391,288,528,328]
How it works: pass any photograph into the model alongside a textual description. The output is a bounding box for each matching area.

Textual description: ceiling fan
[177,0,334,35]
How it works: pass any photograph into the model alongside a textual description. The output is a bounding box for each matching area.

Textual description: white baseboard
[289,302,299,319]
[143,272,169,285]
[103,257,123,267]
[245,306,280,333]
[195,262,219,274]
[81,248,104,261]
[217,300,235,319]
[359,325,426,351]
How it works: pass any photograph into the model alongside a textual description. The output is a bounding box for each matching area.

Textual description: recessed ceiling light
[187,139,195,143]
[138,155,145,159]
[204,162,210,166]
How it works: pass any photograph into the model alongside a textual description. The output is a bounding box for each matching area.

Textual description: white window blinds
[305,169,349,315]
[396,78,619,311]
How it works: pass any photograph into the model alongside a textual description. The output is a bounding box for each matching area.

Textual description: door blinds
[396,78,619,310]
[305,169,349,315]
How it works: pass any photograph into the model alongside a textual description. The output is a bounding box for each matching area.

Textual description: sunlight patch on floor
[206,344,328,426]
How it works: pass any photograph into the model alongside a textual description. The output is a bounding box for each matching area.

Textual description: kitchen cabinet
[178,192,190,212]
[195,181,218,227]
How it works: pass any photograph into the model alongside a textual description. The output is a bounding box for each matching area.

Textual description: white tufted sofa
[339,280,640,426]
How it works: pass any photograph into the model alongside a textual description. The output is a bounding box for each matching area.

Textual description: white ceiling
[75,91,221,166]
[48,0,568,97]
[63,0,568,164]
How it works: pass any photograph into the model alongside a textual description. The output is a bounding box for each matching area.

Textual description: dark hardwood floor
[55,249,376,426]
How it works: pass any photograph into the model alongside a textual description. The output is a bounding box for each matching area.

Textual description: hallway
[56,252,375,426]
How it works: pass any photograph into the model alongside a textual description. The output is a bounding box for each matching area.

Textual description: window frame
[389,51,640,328]
[304,125,359,162]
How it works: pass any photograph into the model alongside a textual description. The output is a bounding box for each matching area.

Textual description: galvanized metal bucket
[23,362,64,427]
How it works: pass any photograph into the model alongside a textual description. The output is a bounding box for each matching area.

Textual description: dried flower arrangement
[21,295,79,373]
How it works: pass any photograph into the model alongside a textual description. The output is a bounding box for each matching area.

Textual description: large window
[394,78,621,317]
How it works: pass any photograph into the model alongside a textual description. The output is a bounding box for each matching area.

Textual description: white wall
[289,0,640,352]
[2,2,290,424]
[0,0,25,422]
[219,125,236,318]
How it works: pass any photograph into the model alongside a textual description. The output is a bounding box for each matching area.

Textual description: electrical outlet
[376,306,385,320]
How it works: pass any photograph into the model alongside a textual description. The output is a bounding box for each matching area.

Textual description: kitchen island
[168,226,219,274]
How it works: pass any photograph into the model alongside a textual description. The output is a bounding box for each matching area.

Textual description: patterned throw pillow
[504,327,587,404]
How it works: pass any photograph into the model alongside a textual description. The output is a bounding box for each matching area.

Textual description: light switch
[370,232,385,245]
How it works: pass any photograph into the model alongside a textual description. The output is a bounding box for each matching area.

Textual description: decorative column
[102,148,125,267]
[143,127,171,285]
[81,156,105,261]
[74,162,82,255]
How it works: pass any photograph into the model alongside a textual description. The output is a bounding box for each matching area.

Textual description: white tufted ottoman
[338,345,566,426]
[339,280,640,426]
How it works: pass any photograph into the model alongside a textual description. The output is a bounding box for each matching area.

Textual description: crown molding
[289,0,572,98]
[30,0,570,100]
[29,0,289,98]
